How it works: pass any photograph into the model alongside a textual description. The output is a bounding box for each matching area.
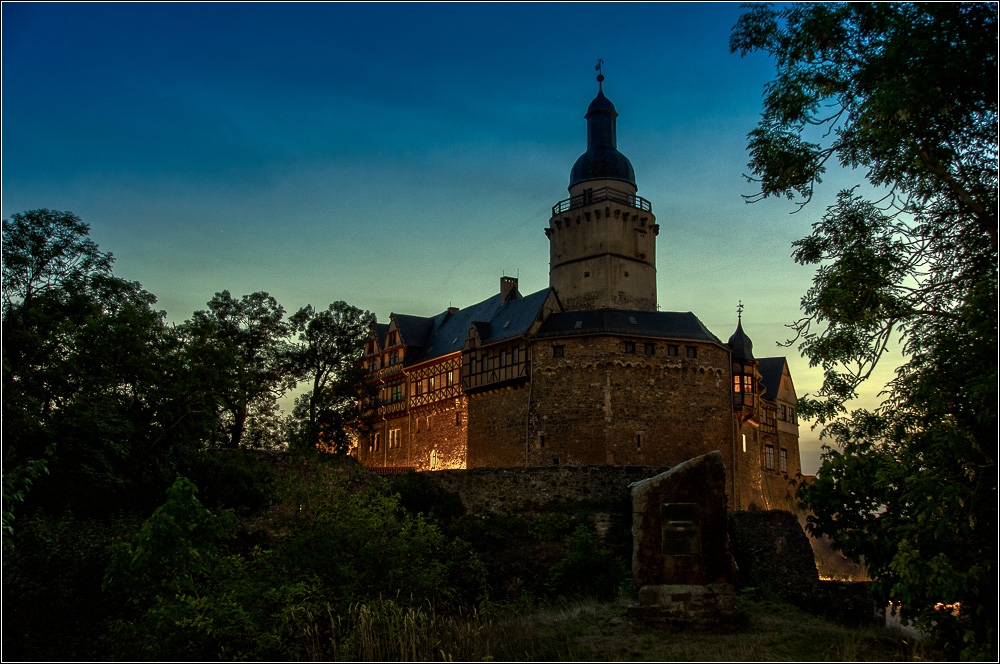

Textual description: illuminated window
[644,343,655,355]
[686,346,698,358]
[743,375,753,393]
[391,385,403,402]
[742,433,747,453]
[780,448,788,474]
[455,411,461,426]
[447,370,454,386]
[667,345,679,356]
[553,345,564,358]
[764,444,775,471]
[430,449,438,470]
[373,433,380,451]
[389,428,400,448]
[733,375,742,392]
[624,341,636,354]
[415,381,423,396]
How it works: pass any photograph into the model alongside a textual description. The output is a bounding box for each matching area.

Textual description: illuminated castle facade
[355,74,801,510]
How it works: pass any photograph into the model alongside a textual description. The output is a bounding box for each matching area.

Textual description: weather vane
[595,58,605,84]
[737,300,744,321]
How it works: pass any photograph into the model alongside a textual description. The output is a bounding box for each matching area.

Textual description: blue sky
[2,3,902,472]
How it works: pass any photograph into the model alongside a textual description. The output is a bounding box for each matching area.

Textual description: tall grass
[283,596,928,662]
[285,598,533,661]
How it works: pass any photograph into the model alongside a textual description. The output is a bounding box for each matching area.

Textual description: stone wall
[728,510,819,601]
[414,465,669,515]
[527,335,733,470]
[467,385,530,468]
[728,509,877,624]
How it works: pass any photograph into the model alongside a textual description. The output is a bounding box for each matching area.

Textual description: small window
[764,444,775,471]
[429,375,436,391]
[455,411,461,426]
[513,346,520,363]
[430,449,438,470]
[742,433,747,453]
[373,433,380,452]
[636,433,642,449]
[624,341,636,354]
[667,345,679,356]
[644,343,655,356]
[499,350,507,367]
[481,356,489,372]
[552,457,560,465]
[780,448,788,474]
[686,346,698,358]
[553,345,565,358]
[447,370,454,386]
[539,434,545,449]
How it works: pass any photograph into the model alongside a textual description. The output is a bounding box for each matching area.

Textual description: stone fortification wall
[466,385,530,468]
[415,465,669,516]
[527,335,732,469]
[728,509,877,625]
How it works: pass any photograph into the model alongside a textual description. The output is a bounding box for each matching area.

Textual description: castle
[355,73,801,510]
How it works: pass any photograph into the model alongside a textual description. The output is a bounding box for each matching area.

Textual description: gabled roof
[758,356,793,403]
[391,313,437,349]
[533,308,723,345]
[388,287,555,366]
[371,323,390,349]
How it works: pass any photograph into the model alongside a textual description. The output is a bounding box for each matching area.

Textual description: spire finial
[737,300,744,322]
[595,59,604,89]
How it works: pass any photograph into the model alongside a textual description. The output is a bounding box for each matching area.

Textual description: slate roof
[371,323,390,347]
[728,319,754,360]
[757,356,790,403]
[379,287,553,367]
[533,308,723,345]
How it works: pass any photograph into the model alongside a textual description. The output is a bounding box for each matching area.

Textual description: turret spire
[568,62,636,189]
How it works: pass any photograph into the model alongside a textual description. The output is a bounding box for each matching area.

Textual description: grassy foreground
[311,595,927,662]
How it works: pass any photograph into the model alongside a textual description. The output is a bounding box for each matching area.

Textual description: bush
[547,525,629,601]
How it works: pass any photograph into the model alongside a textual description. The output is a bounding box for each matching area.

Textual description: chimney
[500,276,518,302]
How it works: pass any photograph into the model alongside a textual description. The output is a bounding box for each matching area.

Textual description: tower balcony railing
[551,187,652,216]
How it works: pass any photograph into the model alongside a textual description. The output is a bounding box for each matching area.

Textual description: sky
[2,2,903,473]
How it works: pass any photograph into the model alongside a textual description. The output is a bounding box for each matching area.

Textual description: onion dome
[568,73,636,189]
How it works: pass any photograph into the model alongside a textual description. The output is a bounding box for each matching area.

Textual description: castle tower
[545,69,659,312]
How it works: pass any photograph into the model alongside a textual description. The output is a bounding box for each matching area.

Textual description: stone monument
[628,450,739,627]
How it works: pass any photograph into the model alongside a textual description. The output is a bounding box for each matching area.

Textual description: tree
[2,210,209,517]
[184,291,292,449]
[287,302,375,454]
[731,4,997,657]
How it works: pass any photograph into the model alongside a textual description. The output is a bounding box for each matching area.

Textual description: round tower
[546,70,658,312]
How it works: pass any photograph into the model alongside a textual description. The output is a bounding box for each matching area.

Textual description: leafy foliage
[183,291,293,449]
[547,524,630,601]
[731,4,997,657]
[3,210,210,516]
[286,301,375,454]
